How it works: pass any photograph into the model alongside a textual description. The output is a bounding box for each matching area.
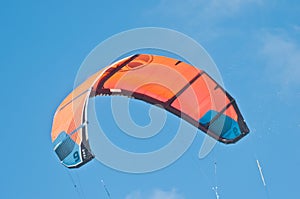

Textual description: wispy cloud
[259,29,300,99]
[152,0,262,23]
[292,25,300,33]
[148,0,263,40]
[197,0,263,20]
[125,189,185,199]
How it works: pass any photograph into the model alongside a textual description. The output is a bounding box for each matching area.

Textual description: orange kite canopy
[51,54,249,168]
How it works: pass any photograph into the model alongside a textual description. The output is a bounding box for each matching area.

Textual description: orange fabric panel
[51,92,87,144]
[52,53,246,148]
[51,56,134,144]
[103,55,201,103]
[134,83,175,102]
[171,73,236,121]
[51,68,107,143]
[102,54,237,123]
[201,74,237,120]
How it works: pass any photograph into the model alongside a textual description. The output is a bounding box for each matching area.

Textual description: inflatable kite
[51,54,249,168]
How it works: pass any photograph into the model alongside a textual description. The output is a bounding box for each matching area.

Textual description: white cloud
[292,25,300,32]
[260,30,300,99]
[150,189,185,199]
[125,189,185,199]
[261,32,300,85]
[125,191,142,199]
[152,0,263,22]
[148,0,263,40]
[201,0,263,20]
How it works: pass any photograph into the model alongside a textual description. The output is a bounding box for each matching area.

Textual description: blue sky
[1,0,300,198]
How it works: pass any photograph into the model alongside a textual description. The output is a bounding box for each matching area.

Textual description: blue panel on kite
[53,132,82,167]
[199,110,241,140]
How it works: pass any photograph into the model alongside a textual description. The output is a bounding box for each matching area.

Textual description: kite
[51,54,249,168]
